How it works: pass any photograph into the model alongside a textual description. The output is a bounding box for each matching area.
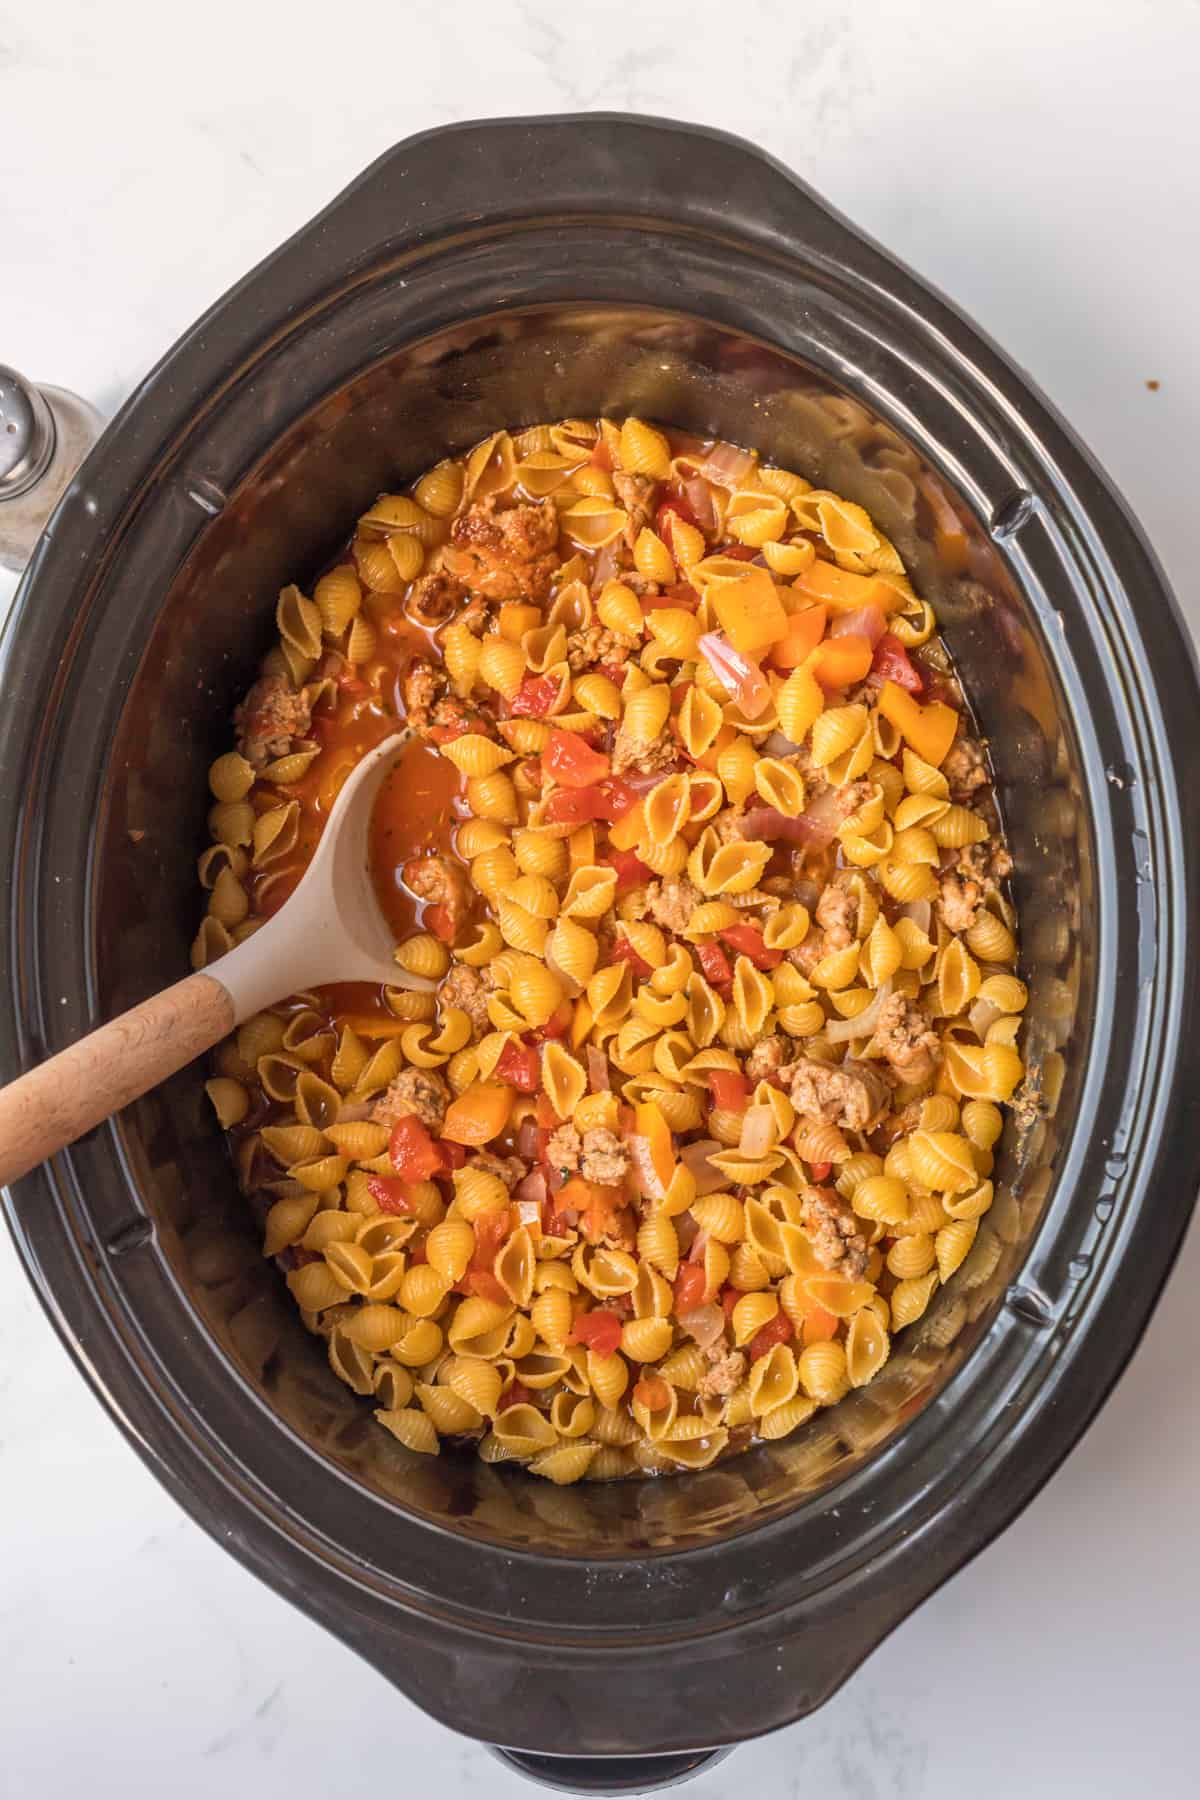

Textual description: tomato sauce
[368,737,464,939]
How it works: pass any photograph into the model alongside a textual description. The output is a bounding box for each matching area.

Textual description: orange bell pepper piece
[691,721,738,772]
[802,1305,839,1345]
[499,602,543,642]
[633,1100,675,1194]
[918,475,969,576]
[633,1375,672,1412]
[608,800,646,852]
[877,680,959,766]
[793,559,904,614]
[769,604,827,670]
[710,566,790,655]
[441,1081,516,1146]
[814,633,874,688]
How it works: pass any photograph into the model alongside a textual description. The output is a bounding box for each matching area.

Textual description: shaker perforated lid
[0,366,55,497]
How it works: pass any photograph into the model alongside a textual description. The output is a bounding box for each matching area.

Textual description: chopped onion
[969,996,1003,1039]
[516,1169,547,1207]
[629,1134,667,1202]
[674,1211,699,1253]
[698,632,771,718]
[683,476,720,534]
[586,1047,610,1092]
[899,898,933,936]
[698,443,756,487]
[622,766,676,795]
[516,1197,542,1228]
[829,603,886,647]
[680,1138,728,1195]
[590,540,619,592]
[740,804,835,849]
[679,1303,726,1350]
[739,1104,777,1158]
[826,978,892,1044]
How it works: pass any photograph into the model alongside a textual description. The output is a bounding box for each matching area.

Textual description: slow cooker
[2,116,1198,1792]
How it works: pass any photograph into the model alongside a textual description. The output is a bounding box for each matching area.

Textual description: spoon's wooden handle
[0,972,235,1187]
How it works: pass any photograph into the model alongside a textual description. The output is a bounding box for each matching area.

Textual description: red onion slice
[698,443,756,487]
[586,1046,611,1092]
[680,1138,728,1195]
[829,603,887,647]
[516,1169,547,1207]
[679,1303,725,1349]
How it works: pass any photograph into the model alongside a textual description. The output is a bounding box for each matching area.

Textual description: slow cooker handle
[0,365,101,574]
[491,1746,731,1793]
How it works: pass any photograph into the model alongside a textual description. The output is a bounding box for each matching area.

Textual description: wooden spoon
[0,733,427,1186]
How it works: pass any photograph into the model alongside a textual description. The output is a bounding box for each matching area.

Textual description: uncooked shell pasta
[201,414,1023,1481]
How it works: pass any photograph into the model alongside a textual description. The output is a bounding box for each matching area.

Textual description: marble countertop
[4,2,1200,1795]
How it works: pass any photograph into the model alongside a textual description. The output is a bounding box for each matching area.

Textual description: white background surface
[3,2,1199,1795]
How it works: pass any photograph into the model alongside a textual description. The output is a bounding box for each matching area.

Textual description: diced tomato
[569,1309,623,1357]
[544,775,636,826]
[696,941,733,990]
[541,1197,574,1237]
[872,632,924,694]
[544,785,605,825]
[337,672,371,698]
[535,1093,560,1131]
[408,1240,428,1264]
[722,543,760,562]
[708,1069,751,1112]
[611,847,651,892]
[809,1159,833,1183]
[465,1269,510,1306]
[425,903,455,944]
[599,777,640,820]
[718,923,782,971]
[610,936,653,981]
[498,1379,533,1411]
[365,1174,415,1216]
[750,1313,795,1360]
[471,1209,512,1271]
[511,673,562,718]
[656,495,698,540]
[719,1284,741,1320]
[664,582,700,608]
[428,717,470,744]
[388,1114,444,1181]
[598,661,628,688]
[673,1262,708,1314]
[440,1140,467,1171]
[495,1039,541,1091]
[543,728,610,788]
[528,1001,573,1042]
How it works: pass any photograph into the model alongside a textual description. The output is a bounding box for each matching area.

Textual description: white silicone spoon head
[211,732,434,1024]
